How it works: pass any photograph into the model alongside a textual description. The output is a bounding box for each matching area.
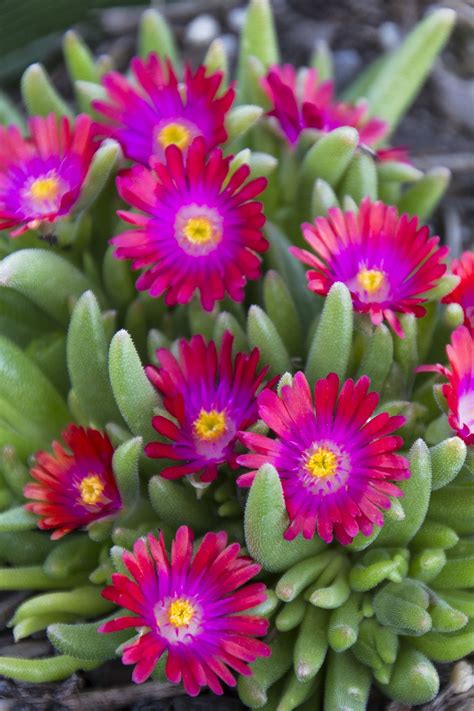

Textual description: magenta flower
[145,332,270,483]
[262,64,387,149]
[418,326,474,445]
[442,251,474,333]
[375,146,410,164]
[94,54,234,165]
[112,137,268,310]
[0,114,96,236]
[290,198,448,337]
[99,526,270,693]
[237,372,409,545]
[24,426,122,539]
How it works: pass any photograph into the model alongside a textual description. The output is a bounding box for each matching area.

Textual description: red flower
[262,64,387,147]
[112,137,268,311]
[100,526,270,693]
[238,372,409,545]
[290,198,448,337]
[418,326,474,445]
[145,332,269,483]
[0,114,96,236]
[94,54,234,165]
[442,251,474,333]
[24,426,122,539]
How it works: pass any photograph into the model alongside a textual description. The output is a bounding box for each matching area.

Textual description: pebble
[451,659,474,694]
[378,21,402,51]
[219,33,238,62]
[185,14,221,47]
[227,6,247,34]
[333,49,363,87]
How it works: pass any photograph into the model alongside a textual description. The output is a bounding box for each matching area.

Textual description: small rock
[333,49,363,87]
[219,33,238,62]
[451,659,474,694]
[286,19,336,58]
[185,14,221,47]
[433,65,474,132]
[378,21,402,51]
[227,6,247,34]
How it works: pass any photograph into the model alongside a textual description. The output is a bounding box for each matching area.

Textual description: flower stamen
[167,598,195,628]
[158,122,192,151]
[357,268,385,294]
[29,176,61,202]
[79,475,105,505]
[306,447,337,479]
[183,217,214,245]
[194,409,227,441]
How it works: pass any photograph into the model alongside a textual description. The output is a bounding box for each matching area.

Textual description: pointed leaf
[109,330,159,443]
[305,282,353,384]
[244,464,327,572]
[67,291,122,426]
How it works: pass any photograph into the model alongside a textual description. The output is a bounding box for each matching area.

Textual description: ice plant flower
[237,371,409,544]
[145,332,269,483]
[0,113,96,236]
[290,198,448,337]
[112,137,268,310]
[262,64,387,149]
[99,526,270,692]
[24,425,122,539]
[442,251,474,332]
[94,54,234,165]
[418,326,474,445]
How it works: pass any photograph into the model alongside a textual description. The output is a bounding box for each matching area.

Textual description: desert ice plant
[0,1,472,709]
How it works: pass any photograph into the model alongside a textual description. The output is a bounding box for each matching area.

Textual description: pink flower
[442,251,474,333]
[418,326,474,445]
[145,332,270,483]
[112,137,268,310]
[94,54,234,165]
[24,426,122,539]
[262,64,387,148]
[238,371,409,545]
[100,526,270,693]
[0,114,96,236]
[290,198,448,337]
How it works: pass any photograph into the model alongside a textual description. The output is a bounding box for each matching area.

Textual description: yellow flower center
[357,268,385,294]
[158,122,192,150]
[194,408,227,441]
[168,598,195,627]
[79,475,105,505]
[183,216,215,245]
[29,176,61,202]
[306,447,337,479]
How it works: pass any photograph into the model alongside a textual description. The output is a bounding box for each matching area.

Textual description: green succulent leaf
[63,31,100,84]
[0,655,98,682]
[365,8,456,132]
[324,649,371,711]
[238,631,295,708]
[48,615,132,663]
[376,439,432,546]
[244,464,327,572]
[247,305,292,377]
[237,0,280,103]
[305,282,353,384]
[109,329,160,443]
[67,291,122,426]
[21,63,73,118]
[397,168,451,220]
[0,249,107,326]
[138,8,178,64]
[149,476,215,532]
